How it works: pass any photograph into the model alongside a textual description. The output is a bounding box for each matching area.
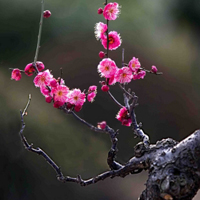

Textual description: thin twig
[69,110,105,133]
[34,0,45,64]
[107,91,123,108]
[122,48,124,67]
[22,94,32,116]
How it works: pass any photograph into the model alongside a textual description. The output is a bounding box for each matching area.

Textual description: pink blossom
[33,69,53,88]
[87,92,96,102]
[97,121,107,130]
[88,85,97,92]
[116,107,132,126]
[51,85,69,103]
[103,2,120,20]
[67,89,86,106]
[108,75,117,85]
[50,78,58,87]
[151,65,158,74]
[43,10,51,18]
[115,67,133,84]
[87,85,97,102]
[97,58,117,78]
[101,31,121,50]
[128,57,141,72]
[24,61,45,76]
[133,70,146,80]
[11,68,22,81]
[40,86,50,96]
[94,22,107,40]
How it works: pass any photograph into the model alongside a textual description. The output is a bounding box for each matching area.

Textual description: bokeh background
[1,0,200,199]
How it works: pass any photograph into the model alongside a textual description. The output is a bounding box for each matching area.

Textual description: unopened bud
[99,51,105,59]
[97,121,107,130]
[45,96,52,103]
[151,65,158,74]
[43,10,51,18]
[97,8,103,14]
[101,85,109,92]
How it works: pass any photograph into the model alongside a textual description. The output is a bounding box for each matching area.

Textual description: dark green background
[1,0,200,199]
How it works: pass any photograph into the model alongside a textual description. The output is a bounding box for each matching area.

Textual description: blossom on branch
[101,31,121,50]
[67,89,86,107]
[133,70,146,80]
[11,68,22,81]
[87,85,97,102]
[103,2,121,21]
[128,57,141,72]
[97,58,118,78]
[33,69,53,88]
[51,85,69,104]
[24,62,45,76]
[115,67,133,84]
[116,107,132,126]
[94,22,107,40]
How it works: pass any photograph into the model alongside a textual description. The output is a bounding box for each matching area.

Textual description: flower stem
[34,0,45,64]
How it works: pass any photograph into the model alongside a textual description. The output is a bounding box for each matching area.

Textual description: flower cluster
[95,2,121,51]
[97,57,147,85]
[95,2,160,126]
[11,62,97,111]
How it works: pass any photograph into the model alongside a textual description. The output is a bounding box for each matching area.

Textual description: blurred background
[1,0,200,199]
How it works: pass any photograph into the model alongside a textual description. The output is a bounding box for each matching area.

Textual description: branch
[34,0,45,64]
[121,86,150,146]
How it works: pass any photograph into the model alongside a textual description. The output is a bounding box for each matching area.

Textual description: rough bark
[136,130,200,200]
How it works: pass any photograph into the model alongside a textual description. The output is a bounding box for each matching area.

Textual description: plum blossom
[128,57,141,72]
[24,61,45,76]
[67,89,86,107]
[103,2,120,21]
[115,67,133,84]
[11,68,22,81]
[40,86,50,97]
[50,78,58,88]
[116,107,132,126]
[133,70,146,80]
[94,22,107,40]
[33,69,53,88]
[51,85,69,103]
[97,58,118,78]
[101,31,121,50]
[87,85,97,102]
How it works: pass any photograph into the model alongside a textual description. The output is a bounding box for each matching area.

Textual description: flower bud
[151,65,158,74]
[99,51,105,59]
[43,10,51,18]
[101,85,109,92]
[45,96,52,103]
[97,121,107,130]
[97,8,103,14]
